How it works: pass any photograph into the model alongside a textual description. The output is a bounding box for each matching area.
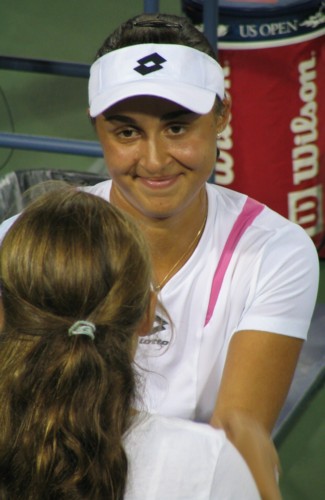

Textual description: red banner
[216,32,325,255]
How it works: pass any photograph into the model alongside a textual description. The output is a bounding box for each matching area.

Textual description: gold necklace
[154,208,208,292]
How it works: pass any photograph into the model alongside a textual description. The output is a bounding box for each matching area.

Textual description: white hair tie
[68,320,96,341]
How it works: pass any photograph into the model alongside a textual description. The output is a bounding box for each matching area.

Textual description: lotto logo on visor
[134,52,167,75]
[88,44,225,117]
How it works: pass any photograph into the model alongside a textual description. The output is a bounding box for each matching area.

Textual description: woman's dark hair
[0,187,152,499]
[95,13,217,61]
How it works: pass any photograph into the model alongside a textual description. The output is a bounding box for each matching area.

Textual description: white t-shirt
[82,180,319,421]
[0,181,319,422]
[123,413,260,499]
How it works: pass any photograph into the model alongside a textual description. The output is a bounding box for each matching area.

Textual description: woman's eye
[118,128,139,138]
[168,124,186,135]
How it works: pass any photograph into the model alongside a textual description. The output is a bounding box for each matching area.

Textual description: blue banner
[182,0,325,43]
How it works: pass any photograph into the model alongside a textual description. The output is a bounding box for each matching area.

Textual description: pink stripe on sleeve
[204,197,264,326]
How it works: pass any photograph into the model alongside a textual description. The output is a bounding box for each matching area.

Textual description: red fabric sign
[215,33,325,255]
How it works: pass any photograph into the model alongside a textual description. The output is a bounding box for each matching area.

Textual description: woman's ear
[216,93,231,135]
[137,291,157,337]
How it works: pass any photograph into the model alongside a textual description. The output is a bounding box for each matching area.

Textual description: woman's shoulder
[207,182,316,243]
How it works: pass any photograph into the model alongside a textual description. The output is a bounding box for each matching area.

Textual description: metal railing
[0,1,219,158]
[0,132,102,158]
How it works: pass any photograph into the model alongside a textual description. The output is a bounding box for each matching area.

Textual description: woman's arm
[211,330,304,499]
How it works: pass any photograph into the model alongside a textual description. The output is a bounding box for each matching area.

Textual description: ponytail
[1,323,131,499]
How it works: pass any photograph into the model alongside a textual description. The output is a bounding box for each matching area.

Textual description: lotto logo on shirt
[138,314,170,348]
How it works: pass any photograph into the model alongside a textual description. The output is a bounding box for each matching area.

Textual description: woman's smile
[137,174,182,190]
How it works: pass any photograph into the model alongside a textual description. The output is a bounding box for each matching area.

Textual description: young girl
[0,187,259,499]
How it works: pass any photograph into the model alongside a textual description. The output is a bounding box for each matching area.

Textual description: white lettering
[223,64,231,91]
[289,53,322,237]
[290,54,319,186]
[259,20,298,37]
[217,150,234,185]
[238,20,299,39]
[216,62,234,185]
[288,186,323,237]
[299,56,317,80]
[292,144,319,184]
[300,81,317,102]
[239,24,258,38]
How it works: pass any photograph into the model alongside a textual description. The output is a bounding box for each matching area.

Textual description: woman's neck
[111,187,208,290]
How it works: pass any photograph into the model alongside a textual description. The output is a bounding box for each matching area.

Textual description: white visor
[88,43,224,117]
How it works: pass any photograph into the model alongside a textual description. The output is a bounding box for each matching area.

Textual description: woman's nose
[139,137,170,174]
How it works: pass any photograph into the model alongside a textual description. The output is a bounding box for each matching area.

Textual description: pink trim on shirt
[204,197,264,326]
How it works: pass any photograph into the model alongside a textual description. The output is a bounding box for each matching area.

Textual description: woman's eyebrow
[161,110,195,120]
[103,110,195,123]
[103,114,136,124]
